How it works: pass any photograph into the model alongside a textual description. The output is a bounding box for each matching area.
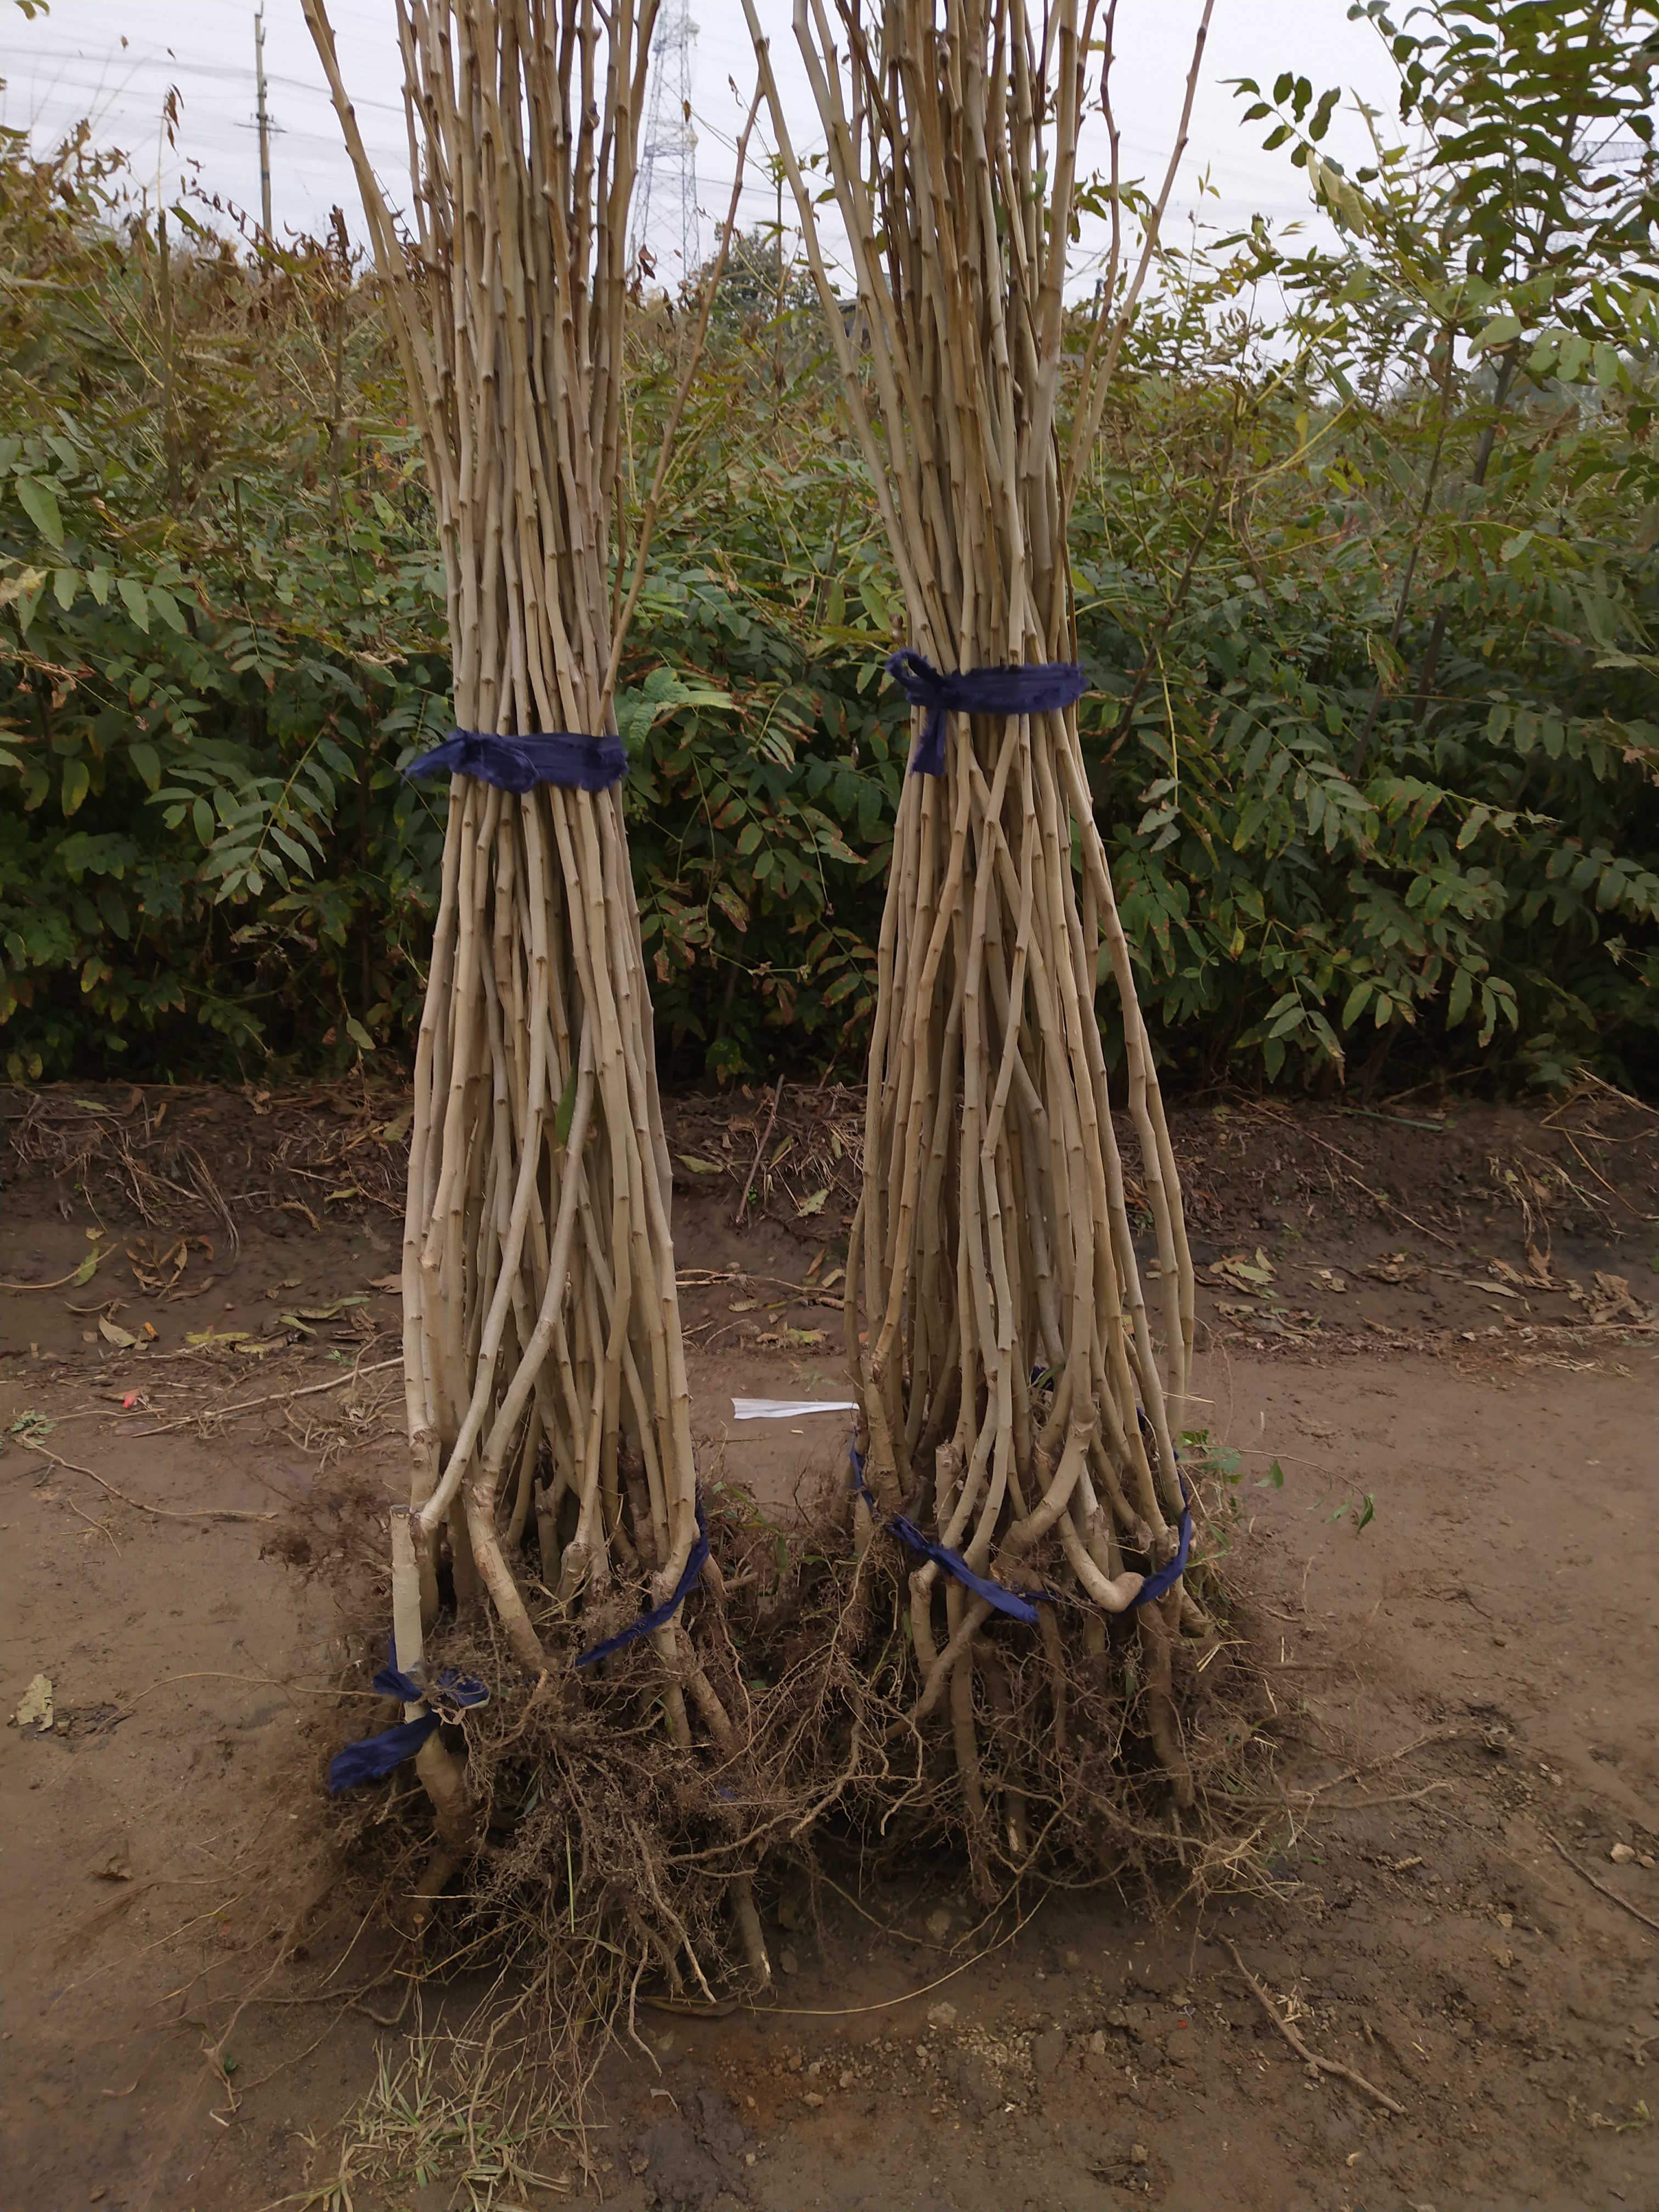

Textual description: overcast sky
[2,1,1402,279]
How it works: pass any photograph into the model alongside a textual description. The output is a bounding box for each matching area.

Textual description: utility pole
[633,2,698,280]
[255,3,273,244]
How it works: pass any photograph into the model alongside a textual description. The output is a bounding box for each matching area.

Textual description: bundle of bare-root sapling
[745,0,1226,1889]
[304,0,779,1985]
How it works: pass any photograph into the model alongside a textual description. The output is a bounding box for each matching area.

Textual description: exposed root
[316,1475,1283,2093]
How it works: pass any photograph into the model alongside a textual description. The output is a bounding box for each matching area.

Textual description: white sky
[1,2,1402,279]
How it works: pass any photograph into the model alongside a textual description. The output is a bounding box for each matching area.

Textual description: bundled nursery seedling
[744,0,1216,1863]
[303,0,766,1933]
[295,0,1254,2046]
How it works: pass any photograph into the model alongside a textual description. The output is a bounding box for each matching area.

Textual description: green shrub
[3,0,1656,1092]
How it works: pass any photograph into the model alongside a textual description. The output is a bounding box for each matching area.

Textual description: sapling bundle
[745,0,1216,1858]
[304,0,746,1857]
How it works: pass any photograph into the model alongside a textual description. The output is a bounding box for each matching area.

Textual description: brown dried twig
[735,1076,785,1228]
[125,1355,402,1434]
[1,1261,106,1293]
[1542,1831,1659,1935]
[23,1441,276,1523]
[1224,1939,1406,2114]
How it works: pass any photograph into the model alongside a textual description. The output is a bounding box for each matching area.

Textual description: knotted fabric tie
[883,650,1090,776]
[404,730,627,794]
[328,1641,489,1793]
[573,1496,712,1669]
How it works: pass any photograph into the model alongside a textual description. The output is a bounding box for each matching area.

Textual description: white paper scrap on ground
[731,1398,859,1421]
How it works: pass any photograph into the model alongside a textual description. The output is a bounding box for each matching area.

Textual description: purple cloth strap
[890,1507,1043,1625]
[883,650,1090,775]
[849,1442,1190,1614]
[328,1712,441,1791]
[1132,1475,1193,1606]
[404,730,627,794]
[326,1641,488,1794]
[573,1497,711,1668]
[1131,1407,1193,1605]
[849,1447,1041,1625]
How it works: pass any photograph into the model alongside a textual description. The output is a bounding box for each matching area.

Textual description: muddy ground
[1,1079,1655,2212]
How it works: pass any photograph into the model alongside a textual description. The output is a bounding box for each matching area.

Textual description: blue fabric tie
[327,1643,489,1794]
[404,730,627,794]
[1130,1407,1193,1605]
[573,1497,711,1669]
[849,1446,1040,1624]
[329,1714,443,1791]
[890,1506,1043,1626]
[848,1442,1191,1615]
[1134,1474,1193,1606]
[883,650,1090,775]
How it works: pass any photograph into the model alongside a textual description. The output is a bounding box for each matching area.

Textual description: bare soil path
[2,1082,1655,2212]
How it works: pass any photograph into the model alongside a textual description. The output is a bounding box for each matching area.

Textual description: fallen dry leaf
[1589,1272,1650,1324]
[13,1674,52,1729]
[1210,1248,1276,1289]
[1367,1254,1423,1285]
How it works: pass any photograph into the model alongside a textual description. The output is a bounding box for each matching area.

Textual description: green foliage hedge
[3,2,1657,1093]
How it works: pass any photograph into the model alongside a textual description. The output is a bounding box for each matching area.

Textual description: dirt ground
[2,1078,1656,2212]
